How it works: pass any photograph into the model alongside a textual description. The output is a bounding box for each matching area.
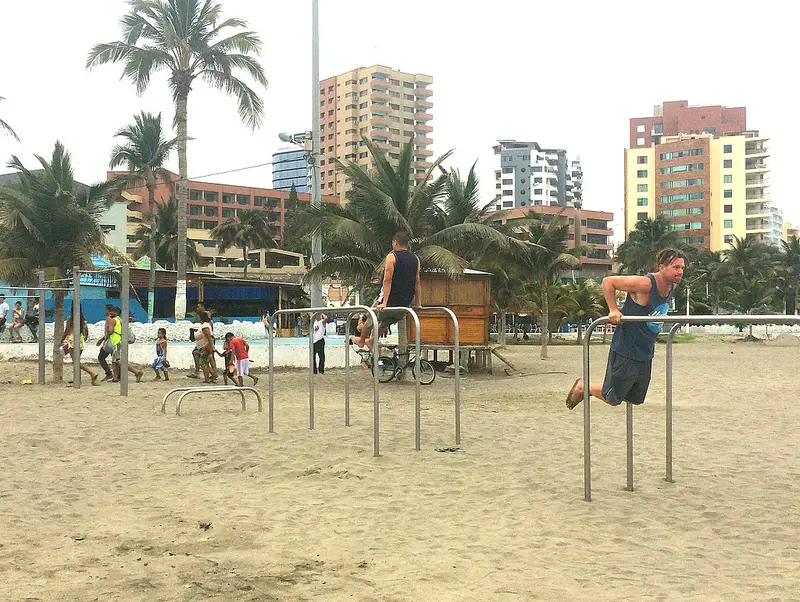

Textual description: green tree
[489,267,533,349]
[0,142,117,381]
[109,111,177,322]
[210,209,276,277]
[722,276,776,338]
[282,184,311,258]
[776,236,800,314]
[616,215,684,274]
[132,197,201,271]
[560,280,605,344]
[88,0,267,319]
[0,96,19,141]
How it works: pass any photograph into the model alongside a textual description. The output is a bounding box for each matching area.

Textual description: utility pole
[310,0,323,308]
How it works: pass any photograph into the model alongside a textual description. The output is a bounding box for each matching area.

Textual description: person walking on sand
[223,332,258,387]
[97,305,143,383]
[312,312,327,375]
[193,311,216,382]
[188,303,217,379]
[151,327,169,381]
[8,301,25,342]
[57,306,99,385]
[565,248,687,410]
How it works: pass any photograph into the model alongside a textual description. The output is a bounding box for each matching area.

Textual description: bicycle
[355,344,436,385]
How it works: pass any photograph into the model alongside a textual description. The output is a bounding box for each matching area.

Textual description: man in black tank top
[566,248,687,410]
[351,231,421,349]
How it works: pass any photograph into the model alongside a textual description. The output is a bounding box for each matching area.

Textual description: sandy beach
[1,336,799,601]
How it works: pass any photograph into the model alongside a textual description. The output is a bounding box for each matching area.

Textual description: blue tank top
[610,274,673,361]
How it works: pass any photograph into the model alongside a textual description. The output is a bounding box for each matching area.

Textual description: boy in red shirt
[223,332,258,387]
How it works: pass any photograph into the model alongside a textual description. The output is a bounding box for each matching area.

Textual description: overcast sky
[1,0,797,237]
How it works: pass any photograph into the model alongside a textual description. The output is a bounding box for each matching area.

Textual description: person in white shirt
[0,294,9,334]
[312,312,327,375]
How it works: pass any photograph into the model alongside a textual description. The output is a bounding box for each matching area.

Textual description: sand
[1,337,799,601]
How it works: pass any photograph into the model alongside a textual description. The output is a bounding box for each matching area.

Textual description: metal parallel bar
[268,319,275,432]
[582,314,800,501]
[161,385,262,415]
[120,265,130,397]
[382,307,421,450]
[308,314,315,429]
[268,305,381,456]
[626,402,634,491]
[72,267,81,389]
[414,306,461,445]
[665,323,681,483]
[38,271,46,385]
[344,311,354,426]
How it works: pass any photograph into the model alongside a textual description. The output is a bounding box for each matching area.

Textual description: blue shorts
[602,350,652,405]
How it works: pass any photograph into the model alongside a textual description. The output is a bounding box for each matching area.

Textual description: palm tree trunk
[499,310,507,349]
[52,291,65,382]
[243,245,248,277]
[540,277,549,359]
[174,87,189,320]
[147,184,157,323]
[576,316,583,345]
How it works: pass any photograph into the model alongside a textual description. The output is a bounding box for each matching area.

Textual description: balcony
[413,87,433,97]
[745,145,768,156]
[745,177,768,188]
[374,140,391,151]
[415,99,433,110]
[414,160,430,170]
[371,116,390,127]
[417,136,433,145]
[414,112,433,121]
[370,129,389,140]
[746,192,768,201]
[371,90,391,101]
[746,219,771,233]
[745,161,769,172]
[415,148,433,157]
[746,206,772,217]
[414,123,433,134]
[371,79,390,89]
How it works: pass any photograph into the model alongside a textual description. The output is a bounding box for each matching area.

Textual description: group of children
[152,328,258,387]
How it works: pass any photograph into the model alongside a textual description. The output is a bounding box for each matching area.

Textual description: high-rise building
[272,149,309,192]
[492,140,583,211]
[625,100,774,251]
[318,65,433,198]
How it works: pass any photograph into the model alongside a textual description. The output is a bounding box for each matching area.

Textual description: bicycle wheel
[376,356,398,383]
[412,359,436,385]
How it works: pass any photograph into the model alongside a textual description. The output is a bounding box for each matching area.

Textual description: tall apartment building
[499,205,613,279]
[272,149,309,192]
[624,100,776,250]
[318,65,433,198]
[493,140,583,211]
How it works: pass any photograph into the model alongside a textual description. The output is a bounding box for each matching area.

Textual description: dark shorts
[364,303,409,331]
[602,350,652,406]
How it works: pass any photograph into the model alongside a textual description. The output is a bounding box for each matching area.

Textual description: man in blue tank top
[351,231,421,349]
[566,248,687,409]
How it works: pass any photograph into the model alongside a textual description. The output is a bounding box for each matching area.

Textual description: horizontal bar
[594,315,800,326]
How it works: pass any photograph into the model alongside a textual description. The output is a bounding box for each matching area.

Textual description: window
[724,144,732,153]
[534,177,542,184]
[637,170,648,178]
[637,184,648,192]
[660,192,705,203]
[204,191,219,203]
[358,77,368,84]
[253,196,265,207]
[222,208,233,218]
[203,206,218,217]
[637,198,648,206]
[661,207,704,217]
[403,118,414,125]
[237,194,250,205]
[724,219,733,228]
[637,156,648,164]
[404,94,414,101]
[358,102,367,109]
[534,188,543,195]
[682,236,705,245]
[724,204,733,213]
[636,124,645,133]
[660,149,704,160]
[189,189,202,200]
[659,163,705,174]
[502,190,513,196]
[189,219,202,229]
[668,222,704,231]
[403,81,414,89]
[724,234,733,244]
[189,205,201,216]
[637,137,646,146]
[660,178,704,188]
[389,103,400,110]
[724,189,733,198]
[724,175,733,184]
[724,159,733,168]
[533,166,543,172]
[502,179,512,185]
[502,167,513,174]
[389,78,400,85]
[653,123,664,134]
[637,212,648,222]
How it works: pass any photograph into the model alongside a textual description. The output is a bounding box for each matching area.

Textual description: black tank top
[387,250,419,307]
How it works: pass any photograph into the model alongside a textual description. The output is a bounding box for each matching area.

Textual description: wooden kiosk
[407,268,493,372]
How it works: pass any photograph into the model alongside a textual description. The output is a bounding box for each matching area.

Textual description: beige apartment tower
[319,65,433,198]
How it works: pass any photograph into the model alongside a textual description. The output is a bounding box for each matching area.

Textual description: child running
[223,332,258,387]
[151,327,169,381]
[217,337,237,385]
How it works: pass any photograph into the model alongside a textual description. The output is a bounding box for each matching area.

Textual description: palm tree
[722,276,775,338]
[616,215,684,274]
[517,214,580,359]
[776,236,800,314]
[110,111,177,322]
[210,209,276,277]
[489,267,534,349]
[0,96,19,141]
[87,0,267,319]
[0,142,117,381]
[561,280,605,344]
[132,197,202,271]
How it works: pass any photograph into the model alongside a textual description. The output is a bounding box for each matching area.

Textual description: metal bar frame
[268,305,381,455]
[72,266,81,389]
[160,385,262,416]
[38,272,46,385]
[582,314,800,501]
[120,265,130,397]
[380,307,421,450]
[413,306,461,445]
